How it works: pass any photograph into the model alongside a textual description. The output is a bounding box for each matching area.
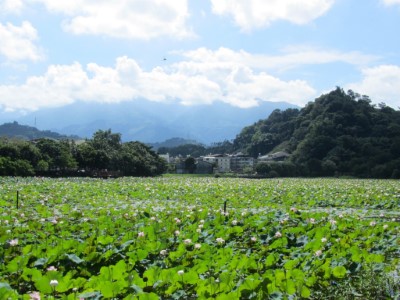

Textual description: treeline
[0,129,166,177]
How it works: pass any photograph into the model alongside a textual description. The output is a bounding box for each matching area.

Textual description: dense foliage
[0,129,166,177]
[234,88,400,178]
[0,177,398,299]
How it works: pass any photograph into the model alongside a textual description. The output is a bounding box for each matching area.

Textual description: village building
[159,153,170,163]
[230,153,256,172]
[258,151,290,162]
[202,154,231,173]
[195,160,214,174]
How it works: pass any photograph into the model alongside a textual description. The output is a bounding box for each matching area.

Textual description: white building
[202,155,231,173]
[230,155,255,172]
[159,153,170,163]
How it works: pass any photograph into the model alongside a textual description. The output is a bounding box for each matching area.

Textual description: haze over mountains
[0,100,297,144]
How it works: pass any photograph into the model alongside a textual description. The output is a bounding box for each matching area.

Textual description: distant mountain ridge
[0,121,81,140]
[0,99,298,144]
[147,137,202,150]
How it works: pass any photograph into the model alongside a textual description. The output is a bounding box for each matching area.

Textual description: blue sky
[0,0,399,114]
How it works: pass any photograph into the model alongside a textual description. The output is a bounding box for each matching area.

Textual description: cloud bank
[2,46,396,113]
[2,0,337,39]
[0,50,319,112]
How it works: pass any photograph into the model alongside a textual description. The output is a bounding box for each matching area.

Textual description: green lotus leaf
[78,291,102,299]
[65,253,85,264]
[332,266,347,278]
[301,285,311,298]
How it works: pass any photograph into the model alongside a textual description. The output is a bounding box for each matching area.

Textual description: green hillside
[234,87,400,178]
[0,121,80,141]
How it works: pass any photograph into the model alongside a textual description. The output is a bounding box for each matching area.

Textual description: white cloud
[346,65,400,108]
[0,0,24,14]
[179,46,377,73]
[0,21,43,61]
[382,0,400,6]
[210,0,335,31]
[30,0,193,39]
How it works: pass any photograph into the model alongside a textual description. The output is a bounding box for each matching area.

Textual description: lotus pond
[0,176,399,299]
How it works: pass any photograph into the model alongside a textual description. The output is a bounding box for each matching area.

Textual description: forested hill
[0,121,81,140]
[234,87,400,178]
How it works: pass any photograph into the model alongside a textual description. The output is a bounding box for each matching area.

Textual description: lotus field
[0,176,399,299]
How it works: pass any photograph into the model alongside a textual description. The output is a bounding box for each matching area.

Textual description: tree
[75,142,97,170]
[91,129,121,151]
[35,139,77,170]
[184,157,196,174]
[19,143,41,167]
[255,162,272,176]
[0,157,34,176]
[115,142,167,176]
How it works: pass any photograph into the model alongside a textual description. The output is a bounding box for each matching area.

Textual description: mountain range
[0,100,297,144]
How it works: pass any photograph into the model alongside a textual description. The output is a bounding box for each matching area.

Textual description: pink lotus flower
[47,266,57,271]
[274,231,282,238]
[9,239,18,246]
[29,291,41,300]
